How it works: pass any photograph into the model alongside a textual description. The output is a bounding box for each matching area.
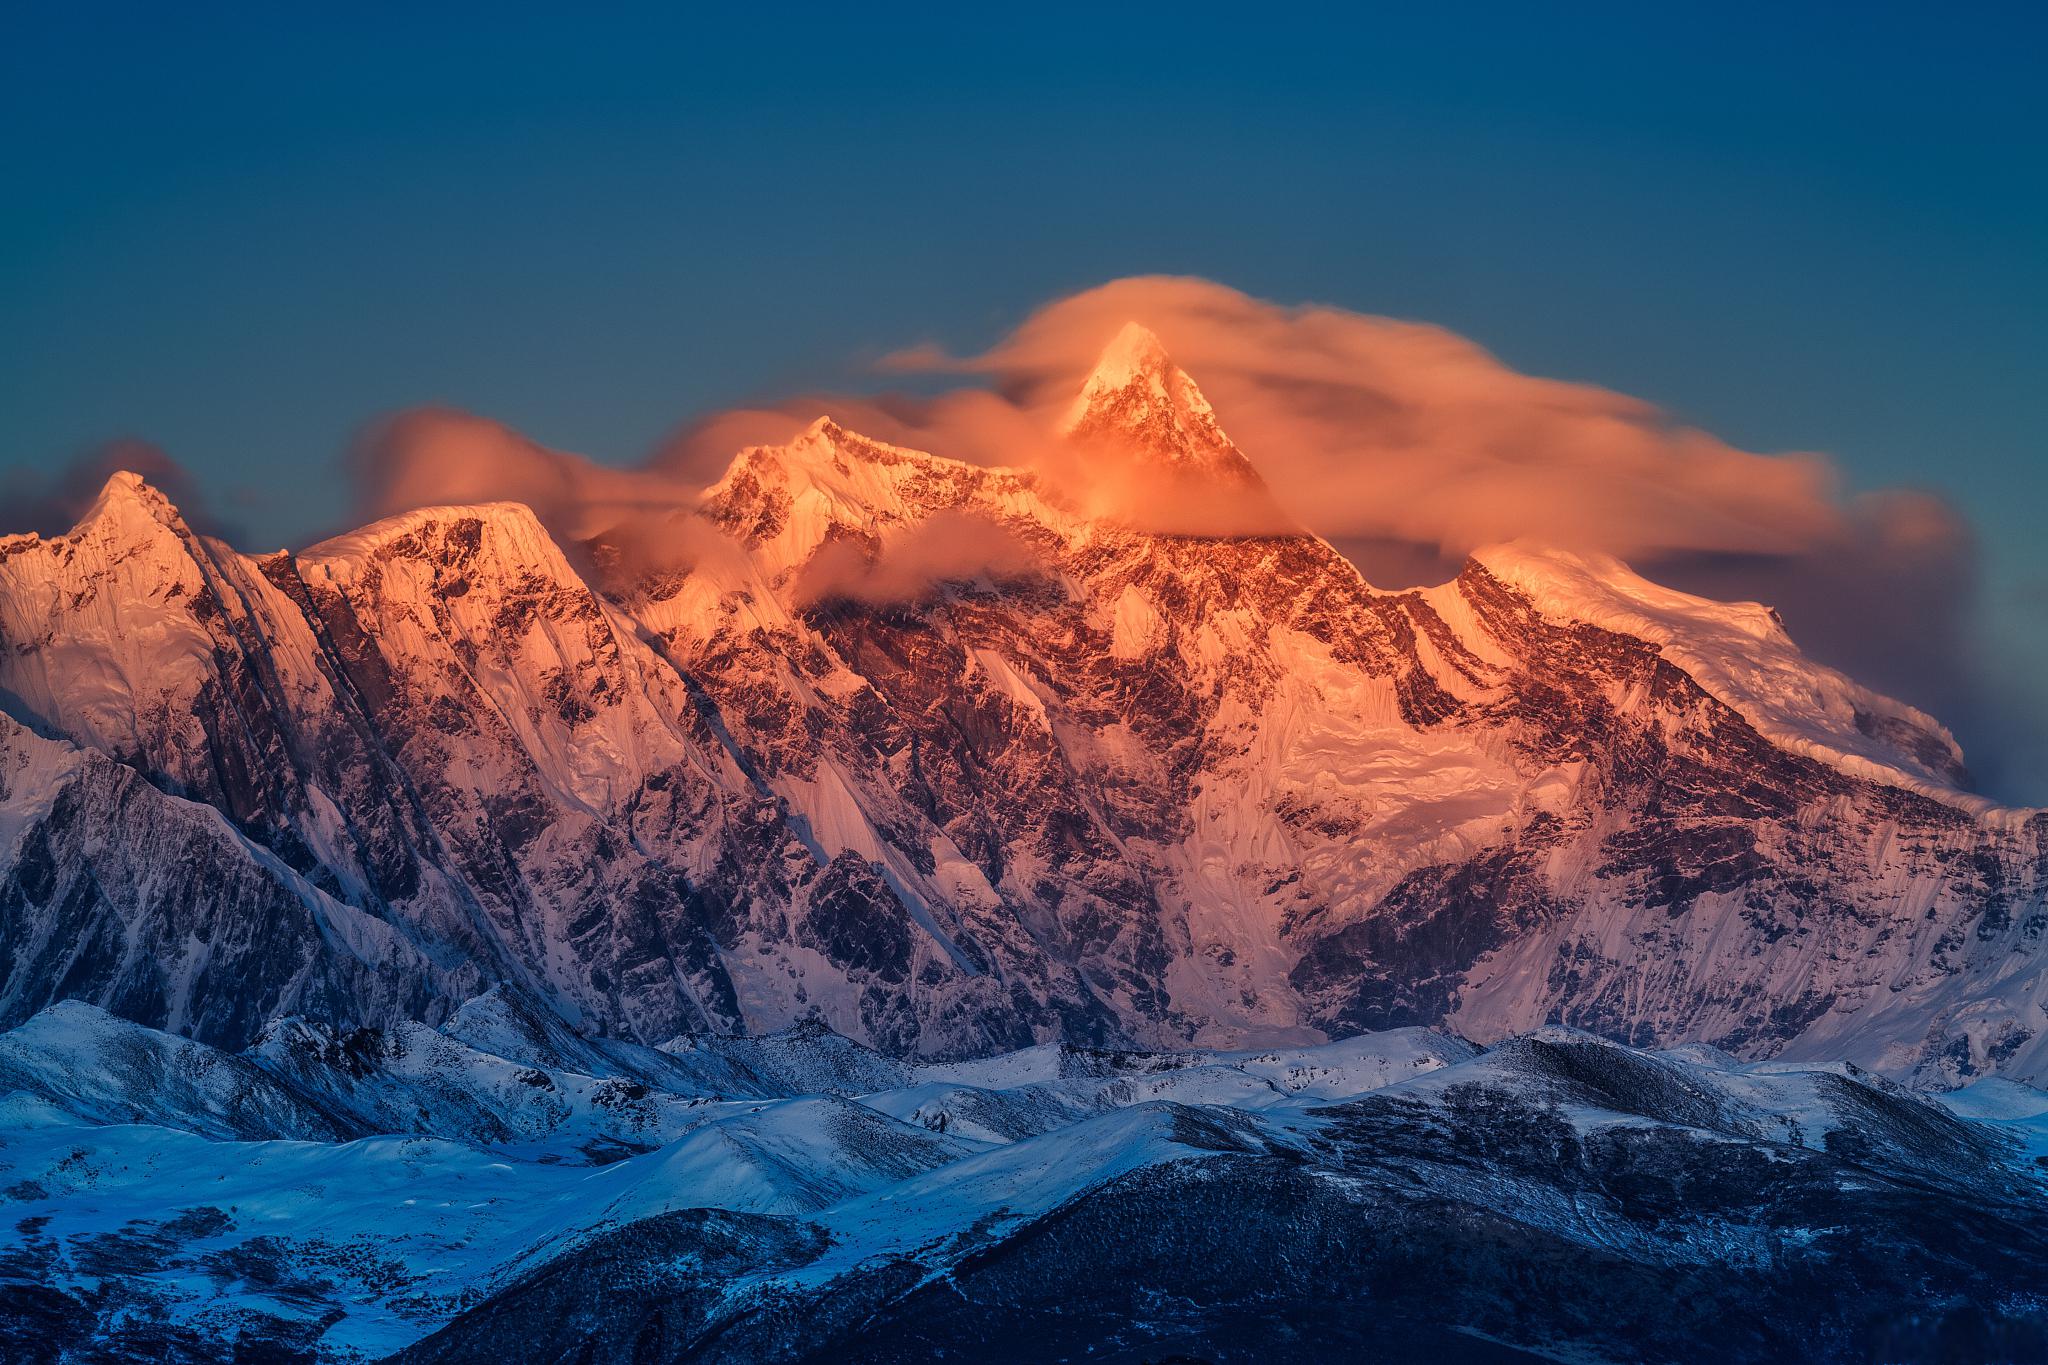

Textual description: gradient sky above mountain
[3,5,2043,797]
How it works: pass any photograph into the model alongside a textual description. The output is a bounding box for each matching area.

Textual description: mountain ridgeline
[2,328,2043,1085]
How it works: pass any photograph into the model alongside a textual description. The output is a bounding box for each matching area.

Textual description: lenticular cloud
[887,275,1875,564]
[345,275,1947,581]
[332,274,2023,798]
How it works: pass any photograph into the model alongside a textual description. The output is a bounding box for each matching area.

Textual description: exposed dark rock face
[1290,848,1562,1032]
[392,1209,834,1365]
[0,715,458,1048]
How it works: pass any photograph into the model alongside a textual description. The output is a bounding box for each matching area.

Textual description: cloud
[1,439,244,542]
[793,510,1048,608]
[346,407,741,584]
[886,275,1852,561]
[336,277,2037,800]
[349,407,700,541]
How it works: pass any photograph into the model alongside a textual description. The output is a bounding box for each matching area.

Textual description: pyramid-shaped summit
[1061,322,1266,488]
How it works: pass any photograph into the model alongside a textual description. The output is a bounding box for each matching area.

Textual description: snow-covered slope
[6,1009,2043,1364]
[0,1001,352,1141]
[1470,541,1987,811]
[577,1094,976,1224]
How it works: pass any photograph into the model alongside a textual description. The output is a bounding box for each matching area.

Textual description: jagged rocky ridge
[1,327,2044,1083]
[3,1001,2046,1363]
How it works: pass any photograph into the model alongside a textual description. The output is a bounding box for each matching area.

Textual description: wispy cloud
[1,439,245,543]
[793,510,1047,608]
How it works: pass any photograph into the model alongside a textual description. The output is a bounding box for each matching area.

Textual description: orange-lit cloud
[793,510,1047,608]
[351,282,1959,588]
[350,407,699,540]
[882,275,1856,561]
[339,276,2028,795]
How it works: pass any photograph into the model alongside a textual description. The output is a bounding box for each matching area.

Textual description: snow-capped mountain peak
[700,416,1056,583]
[82,467,188,532]
[17,469,198,564]
[0,472,227,775]
[300,497,567,575]
[1073,321,1180,400]
[1061,322,1265,489]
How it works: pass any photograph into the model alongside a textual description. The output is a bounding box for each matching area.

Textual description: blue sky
[3,4,2043,791]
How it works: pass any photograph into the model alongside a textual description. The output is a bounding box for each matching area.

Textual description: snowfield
[5,1000,2048,1362]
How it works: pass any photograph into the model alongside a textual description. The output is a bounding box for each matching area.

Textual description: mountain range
[5,326,2048,1361]
[3,324,2041,1083]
